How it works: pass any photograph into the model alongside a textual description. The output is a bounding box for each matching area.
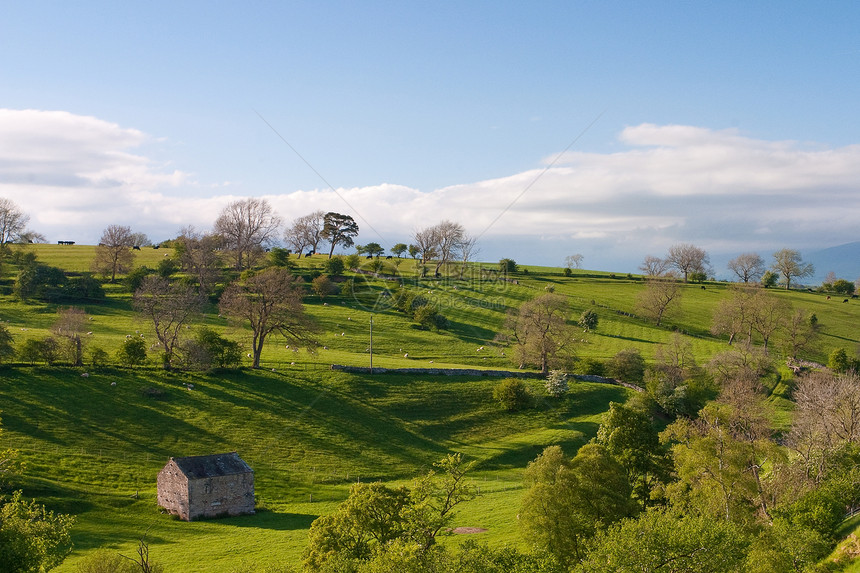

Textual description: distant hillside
[807,241,860,284]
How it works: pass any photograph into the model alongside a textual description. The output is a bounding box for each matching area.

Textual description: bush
[607,348,645,384]
[311,275,335,299]
[124,266,154,293]
[563,267,572,277]
[324,256,345,277]
[64,274,106,301]
[344,253,361,270]
[117,338,147,367]
[0,324,14,363]
[413,304,442,330]
[89,346,109,368]
[195,328,241,369]
[828,348,853,373]
[577,357,605,376]
[545,370,569,397]
[833,279,856,295]
[268,247,291,268]
[493,378,532,411]
[499,258,518,274]
[761,271,778,288]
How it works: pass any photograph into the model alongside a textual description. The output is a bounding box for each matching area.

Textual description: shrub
[607,348,646,384]
[499,259,518,274]
[268,247,291,268]
[124,266,154,293]
[689,271,707,283]
[195,328,241,369]
[17,339,43,365]
[563,267,572,277]
[828,348,851,373]
[157,258,178,278]
[344,253,361,270]
[311,275,335,299]
[0,324,14,363]
[577,357,605,376]
[413,304,441,330]
[545,370,569,397]
[324,256,345,277]
[493,378,532,411]
[64,274,106,301]
[833,279,856,295]
[761,271,778,288]
[89,346,109,368]
[117,338,147,367]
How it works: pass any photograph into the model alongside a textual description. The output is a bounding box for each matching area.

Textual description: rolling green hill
[1,244,859,571]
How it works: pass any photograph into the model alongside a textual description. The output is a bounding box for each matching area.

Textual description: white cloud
[1,110,859,272]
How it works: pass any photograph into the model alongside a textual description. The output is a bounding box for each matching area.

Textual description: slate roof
[170,452,253,480]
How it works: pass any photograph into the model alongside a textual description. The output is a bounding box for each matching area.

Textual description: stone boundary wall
[329,364,644,392]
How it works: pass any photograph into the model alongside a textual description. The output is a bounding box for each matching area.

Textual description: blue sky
[2,1,859,276]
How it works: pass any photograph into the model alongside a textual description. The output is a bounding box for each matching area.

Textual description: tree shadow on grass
[224,511,318,530]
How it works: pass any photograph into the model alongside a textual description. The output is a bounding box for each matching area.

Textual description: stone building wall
[185,472,255,520]
[157,460,191,520]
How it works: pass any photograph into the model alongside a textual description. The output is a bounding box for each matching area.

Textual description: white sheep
[81,372,89,377]
[404,353,409,358]
[110,382,117,386]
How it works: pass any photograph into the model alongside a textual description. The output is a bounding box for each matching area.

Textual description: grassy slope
[2,245,860,570]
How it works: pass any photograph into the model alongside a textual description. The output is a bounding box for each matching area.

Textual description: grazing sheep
[87,331,93,335]
[81,372,89,377]
[404,353,409,358]
[247,353,252,358]
[110,382,117,386]
[323,346,328,350]
[341,332,345,336]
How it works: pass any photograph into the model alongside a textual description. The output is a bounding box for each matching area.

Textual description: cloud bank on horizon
[2,108,858,270]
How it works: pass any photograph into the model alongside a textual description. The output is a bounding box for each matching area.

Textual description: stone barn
[157,452,255,521]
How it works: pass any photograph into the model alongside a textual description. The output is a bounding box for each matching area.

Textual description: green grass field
[2,244,860,570]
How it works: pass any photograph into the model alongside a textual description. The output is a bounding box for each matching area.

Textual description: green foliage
[344,254,361,270]
[545,370,569,398]
[833,279,856,295]
[88,346,109,368]
[760,270,778,288]
[578,309,598,331]
[607,348,645,384]
[498,258,517,274]
[563,267,572,277]
[0,490,74,573]
[0,324,14,363]
[185,327,242,370]
[15,263,67,301]
[75,549,142,573]
[689,270,708,283]
[311,275,335,299]
[577,357,605,376]
[596,402,670,509]
[124,266,154,293]
[303,454,476,571]
[116,337,147,367]
[268,247,292,268]
[520,444,636,563]
[576,508,749,573]
[492,378,532,411]
[745,517,831,573]
[390,243,408,258]
[324,256,345,277]
[828,347,852,373]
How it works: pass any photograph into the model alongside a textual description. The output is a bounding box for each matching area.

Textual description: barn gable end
[157,452,254,521]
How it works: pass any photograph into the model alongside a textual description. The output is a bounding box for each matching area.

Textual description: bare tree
[412,227,439,264]
[787,371,860,482]
[52,307,88,366]
[639,255,669,277]
[321,212,359,259]
[285,210,325,257]
[92,224,136,282]
[635,278,682,326]
[219,268,317,367]
[129,232,152,247]
[503,293,577,374]
[665,243,709,282]
[727,253,765,283]
[133,276,200,370]
[214,198,282,269]
[783,309,821,360]
[749,291,790,353]
[173,227,223,296]
[0,198,34,246]
[458,234,480,279]
[771,248,814,290]
[711,285,759,346]
[564,254,584,270]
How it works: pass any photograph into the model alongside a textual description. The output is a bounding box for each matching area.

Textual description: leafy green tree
[17,339,43,365]
[344,253,361,270]
[311,275,335,299]
[575,508,749,573]
[16,263,67,301]
[124,266,154,293]
[745,517,830,573]
[391,243,408,258]
[498,258,517,274]
[116,338,147,367]
[828,347,851,373]
[321,212,359,259]
[520,444,635,563]
[833,278,855,295]
[324,256,345,277]
[597,402,671,509]
[407,453,477,549]
[0,324,14,363]
[192,327,241,369]
[267,247,291,268]
[607,348,645,384]
[361,242,385,258]
[0,490,74,573]
[492,378,531,411]
[133,276,200,370]
[407,244,420,260]
[89,346,109,368]
[760,270,778,288]
[578,309,598,331]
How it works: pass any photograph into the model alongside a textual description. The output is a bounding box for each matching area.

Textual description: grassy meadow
[1,244,859,570]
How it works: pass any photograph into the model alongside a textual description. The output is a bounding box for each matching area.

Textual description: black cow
[132,245,141,250]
